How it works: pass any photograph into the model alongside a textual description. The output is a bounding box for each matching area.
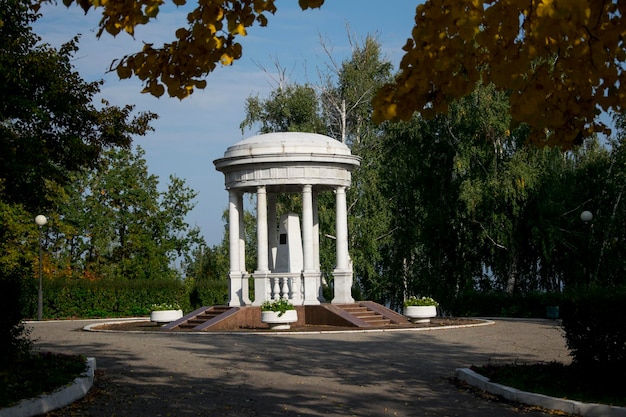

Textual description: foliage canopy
[38,0,625,148]
[0,0,155,363]
[34,0,323,100]
[371,0,625,148]
[47,147,202,281]
[1,0,156,212]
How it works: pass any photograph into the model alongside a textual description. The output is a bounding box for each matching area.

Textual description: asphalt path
[28,318,571,417]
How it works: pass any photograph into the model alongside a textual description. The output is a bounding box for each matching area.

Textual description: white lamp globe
[35,215,47,226]
[580,211,593,223]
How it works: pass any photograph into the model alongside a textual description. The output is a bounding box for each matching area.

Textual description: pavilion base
[164,301,412,331]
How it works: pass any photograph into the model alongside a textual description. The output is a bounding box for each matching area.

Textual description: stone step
[341,307,371,314]
[176,306,232,329]
[351,310,379,317]
[337,304,392,327]
[361,318,391,326]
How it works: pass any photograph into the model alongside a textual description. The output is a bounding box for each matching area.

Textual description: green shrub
[0,262,33,368]
[23,277,191,319]
[561,286,626,375]
[450,291,564,318]
[404,296,439,307]
[188,278,228,308]
[261,298,295,316]
[19,275,231,319]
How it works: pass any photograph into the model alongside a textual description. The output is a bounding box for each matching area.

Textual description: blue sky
[33,1,421,247]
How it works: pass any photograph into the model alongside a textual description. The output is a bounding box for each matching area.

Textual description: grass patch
[471,362,626,407]
[0,352,87,408]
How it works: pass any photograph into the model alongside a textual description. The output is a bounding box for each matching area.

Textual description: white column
[256,186,269,273]
[335,186,349,269]
[238,193,251,305]
[332,186,354,304]
[253,186,269,306]
[238,193,246,272]
[268,192,277,271]
[302,185,314,272]
[301,185,315,305]
[313,191,324,302]
[313,191,320,272]
[303,189,322,305]
[228,190,242,306]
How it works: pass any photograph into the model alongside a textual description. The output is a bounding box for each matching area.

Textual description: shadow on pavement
[30,320,568,417]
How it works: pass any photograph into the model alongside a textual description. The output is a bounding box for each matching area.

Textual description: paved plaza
[29,319,570,417]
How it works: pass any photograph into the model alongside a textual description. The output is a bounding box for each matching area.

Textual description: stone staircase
[337,304,392,326]
[163,302,411,331]
[164,305,234,331]
[335,302,411,327]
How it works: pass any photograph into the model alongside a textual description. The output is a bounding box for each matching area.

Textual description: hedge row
[20,277,229,319]
[448,291,565,318]
[26,283,572,320]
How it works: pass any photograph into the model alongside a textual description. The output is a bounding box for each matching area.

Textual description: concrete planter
[404,305,437,323]
[150,309,183,324]
[261,309,298,330]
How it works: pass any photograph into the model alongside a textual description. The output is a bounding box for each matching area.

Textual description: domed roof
[221,132,351,158]
[214,132,360,192]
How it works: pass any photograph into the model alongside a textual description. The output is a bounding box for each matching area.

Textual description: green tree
[185,243,229,307]
[376,114,469,308]
[325,34,394,301]
[374,84,546,307]
[0,0,155,212]
[185,207,257,305]
[0,0,155,365]
[240,83,325,135]
[375,82,626,308]
[572,125,626,288]
[51,147,202,281]
[320,33,393,146]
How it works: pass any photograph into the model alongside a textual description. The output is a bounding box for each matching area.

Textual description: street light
[35,215,47,321]
[580,210,593,282]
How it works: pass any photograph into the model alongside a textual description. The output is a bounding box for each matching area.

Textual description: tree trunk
[505,251,518,293]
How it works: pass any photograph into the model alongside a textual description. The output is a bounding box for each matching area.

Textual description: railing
[267,273,303,303]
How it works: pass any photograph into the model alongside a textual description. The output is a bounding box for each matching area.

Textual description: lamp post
[580,210,593,282]
[35,215,47,321]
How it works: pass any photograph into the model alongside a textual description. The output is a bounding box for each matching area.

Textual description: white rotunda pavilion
[214,132,361,307]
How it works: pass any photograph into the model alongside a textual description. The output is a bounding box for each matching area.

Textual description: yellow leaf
[145,4,159,18]
[153,83,165,97]
[77,0,91,13]
[116,64,132,79]
[228,22,247,36]
[298,0,324,9]
[175,28,188,39]
[220,53,234,66]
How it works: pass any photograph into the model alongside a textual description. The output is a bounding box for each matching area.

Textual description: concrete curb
[456,368,626,417]
[83,318,495,335]
[0,357,96,417]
